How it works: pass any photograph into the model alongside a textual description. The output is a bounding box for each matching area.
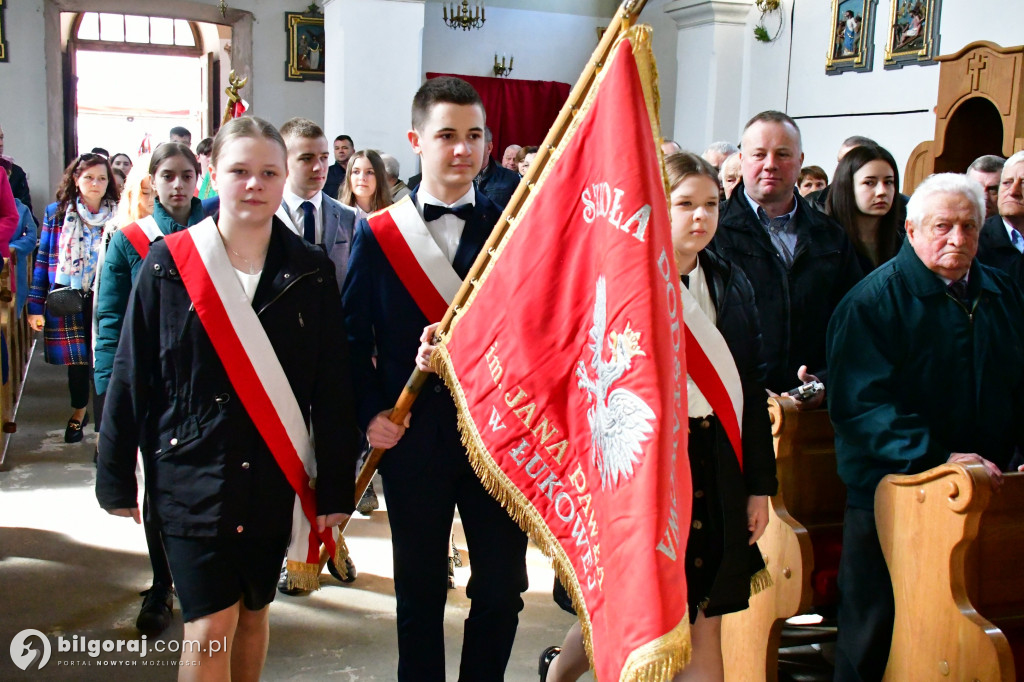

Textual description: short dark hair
[280,117,326,141]
[742,110,802,148]
[90,147,110,157]
[169,126,192,140]
[334,134,353,145]
[967,154,1005,174]
[799,165,828,185]
[195,137,214,157]
[411,77,484,132]
[149,141,201,175]
[841,135,877,151]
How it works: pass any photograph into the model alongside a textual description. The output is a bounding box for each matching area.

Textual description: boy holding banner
[342,77,529,681]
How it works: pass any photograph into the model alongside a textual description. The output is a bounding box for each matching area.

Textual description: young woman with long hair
[825,143,903,271]
[338,149,393,220]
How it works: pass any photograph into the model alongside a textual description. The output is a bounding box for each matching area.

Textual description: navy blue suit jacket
[341,190,501,433]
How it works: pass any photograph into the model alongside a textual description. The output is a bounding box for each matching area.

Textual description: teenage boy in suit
[342,77,529,681]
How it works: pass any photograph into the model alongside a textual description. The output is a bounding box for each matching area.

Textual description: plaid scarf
[56,199,114,292]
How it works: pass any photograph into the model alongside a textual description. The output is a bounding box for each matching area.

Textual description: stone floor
[0,340,587,681]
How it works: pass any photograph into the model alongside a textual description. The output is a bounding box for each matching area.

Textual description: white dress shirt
[282,189,323,244]
[684,261,716,419]
[417,186,475,265]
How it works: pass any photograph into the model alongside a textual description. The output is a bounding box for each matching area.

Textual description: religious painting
[285,11,325,82]
[0,0,9,63]
[826,0,876,74]
[884,0,942,69]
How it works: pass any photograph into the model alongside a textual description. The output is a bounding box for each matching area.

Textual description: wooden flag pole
[341,0,651,531]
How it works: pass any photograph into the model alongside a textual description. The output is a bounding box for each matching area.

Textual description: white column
[663,0,753,152]
[323,0,425,180]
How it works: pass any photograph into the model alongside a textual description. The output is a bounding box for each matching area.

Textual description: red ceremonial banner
[436,27,691,681]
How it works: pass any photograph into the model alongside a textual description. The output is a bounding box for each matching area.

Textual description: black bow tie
[424,203,474,223]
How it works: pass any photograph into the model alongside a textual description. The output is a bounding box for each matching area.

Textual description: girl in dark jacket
[541,153,778,682]
[96,117,361,679]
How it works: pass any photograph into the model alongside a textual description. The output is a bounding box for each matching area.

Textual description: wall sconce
[493,53,513,78]
[443,1,485,31]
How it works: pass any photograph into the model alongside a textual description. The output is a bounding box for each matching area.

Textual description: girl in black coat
[541,153,777,682]
[96,117,361,679]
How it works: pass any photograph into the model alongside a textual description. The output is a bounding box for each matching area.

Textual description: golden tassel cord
[334,535,351,580]
[749,566,774,598]
[285,560,322,592]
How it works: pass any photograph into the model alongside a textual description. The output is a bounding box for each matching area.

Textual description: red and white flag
[435,27,691,681]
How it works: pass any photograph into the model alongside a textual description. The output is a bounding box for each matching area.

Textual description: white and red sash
[163,217,335,588]
[681,284,745,469]
[367,196,462,321]
[120,216,162,259]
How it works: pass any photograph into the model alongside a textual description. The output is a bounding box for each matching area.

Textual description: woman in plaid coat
[28,153,119,443]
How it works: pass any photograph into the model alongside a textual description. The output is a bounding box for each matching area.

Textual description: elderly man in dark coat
[826,172,1024,682]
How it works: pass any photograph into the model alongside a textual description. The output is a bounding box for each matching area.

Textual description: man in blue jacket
[827,172,1024,681]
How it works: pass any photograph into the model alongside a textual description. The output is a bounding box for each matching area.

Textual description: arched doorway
[41,0,253,191]
[933,97,1004,174]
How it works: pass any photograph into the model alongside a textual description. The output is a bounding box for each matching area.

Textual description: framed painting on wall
[285,11,325,82]
[826,0,877,74]
[0,0,8,63]
[884,0,942,69]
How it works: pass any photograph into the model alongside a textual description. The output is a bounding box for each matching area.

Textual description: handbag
[45,286,85,317]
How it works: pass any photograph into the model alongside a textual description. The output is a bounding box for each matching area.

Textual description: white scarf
[56,199,114,292]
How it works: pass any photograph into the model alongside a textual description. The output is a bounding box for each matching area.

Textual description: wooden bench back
[877,464,1024,682]
[722,398,845,682]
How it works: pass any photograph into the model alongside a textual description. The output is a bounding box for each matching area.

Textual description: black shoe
[356,482,379,516]
[326,556,358,583]
[538,646,561,682]
[136,584,173,635]
[64,413,89,443]
[277,565,309,596]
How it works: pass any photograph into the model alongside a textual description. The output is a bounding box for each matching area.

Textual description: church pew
[0,252,34,465]
[722,397,846,682]
[876,464,1024,682]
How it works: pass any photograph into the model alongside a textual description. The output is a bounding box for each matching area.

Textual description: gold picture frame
[884,0,942,69]
[0,0,8,63]
[826,0,877,74]
[285,11,324,82]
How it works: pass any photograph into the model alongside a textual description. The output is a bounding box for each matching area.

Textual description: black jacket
[475,160,520,209]
[711,183,863,392]
[96,220,362,538]
[699,249,777,497]
[976,215,1024,291]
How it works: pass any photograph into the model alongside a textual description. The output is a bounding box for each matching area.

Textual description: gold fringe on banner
[284,560,321,592]
[749,566,774,598]
[433,24,692,681]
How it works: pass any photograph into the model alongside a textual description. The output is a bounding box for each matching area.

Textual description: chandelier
[443,1,485,31]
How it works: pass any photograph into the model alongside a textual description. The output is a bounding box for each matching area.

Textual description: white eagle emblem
[576,276,656,490]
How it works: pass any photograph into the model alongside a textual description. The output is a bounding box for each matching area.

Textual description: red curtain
[426,73,571,163]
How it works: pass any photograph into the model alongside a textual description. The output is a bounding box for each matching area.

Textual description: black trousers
[379,405,528,682]
[834,505,894,682]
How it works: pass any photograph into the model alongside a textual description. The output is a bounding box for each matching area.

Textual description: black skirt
[552,415,766,622]
[686,415,766,621]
